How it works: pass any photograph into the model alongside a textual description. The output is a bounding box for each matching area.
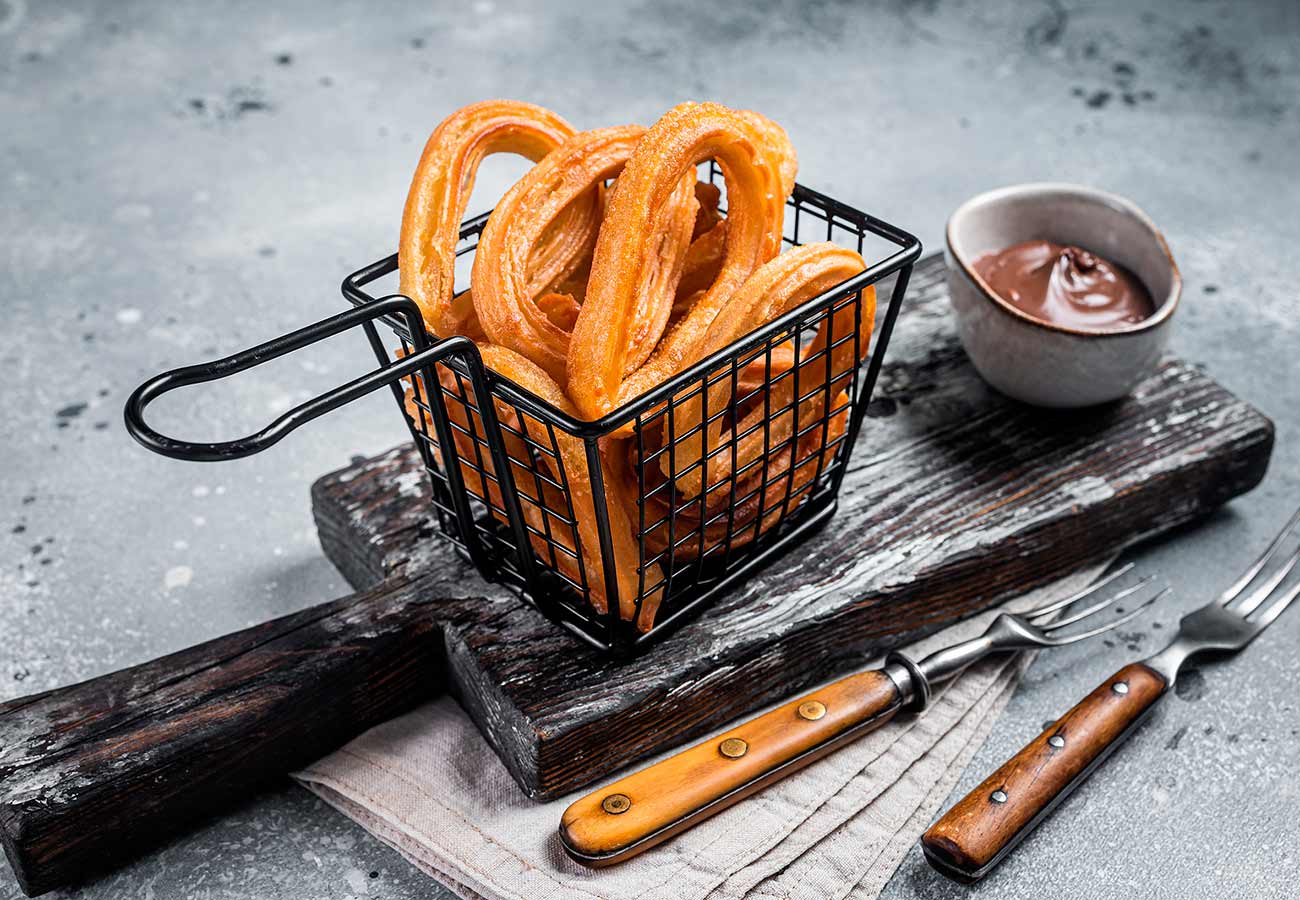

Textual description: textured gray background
[2,0,1298,897]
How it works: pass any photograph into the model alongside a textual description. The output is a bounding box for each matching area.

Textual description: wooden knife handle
[0,575,452,897]
[560,668,902,865]
[921,661,1168,882]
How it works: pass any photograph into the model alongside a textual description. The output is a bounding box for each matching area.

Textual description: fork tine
[1043,588,1167,646]
[1023,563,1136,623]
[1219,505,1300,606]
[1231,537,1300,617]
[1041,577,1155,632]
[1251,577,1300,628]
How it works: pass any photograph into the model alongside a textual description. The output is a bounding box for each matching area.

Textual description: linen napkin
[295,562,1106,900]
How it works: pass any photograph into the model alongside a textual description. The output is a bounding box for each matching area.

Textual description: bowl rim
[945,181,1182,339]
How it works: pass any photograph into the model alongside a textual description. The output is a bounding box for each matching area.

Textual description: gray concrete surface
[2,0,1298,897]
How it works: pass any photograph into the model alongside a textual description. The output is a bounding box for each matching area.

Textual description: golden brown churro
[674,219,728,316]
[568,102,796,421]
[398,100,871,632]
[472,126,645,384]
[475,345,651,624]
[667,242,871,498]
[399,100,591,338]
[692,181,722,238]
[630,391,850,561]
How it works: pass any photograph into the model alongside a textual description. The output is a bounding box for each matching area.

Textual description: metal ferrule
[892,612,1051,711]
[883,653,930,712]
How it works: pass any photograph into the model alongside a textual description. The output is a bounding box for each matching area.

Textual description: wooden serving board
[313,254,1274,800]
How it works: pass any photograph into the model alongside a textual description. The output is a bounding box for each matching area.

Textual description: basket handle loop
[124,296,460,461]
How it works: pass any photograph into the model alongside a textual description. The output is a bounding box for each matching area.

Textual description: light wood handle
[921,661,1167,882]
[559,668,902,865]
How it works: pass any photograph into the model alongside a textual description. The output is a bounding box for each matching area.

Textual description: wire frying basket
[127,171,920,654]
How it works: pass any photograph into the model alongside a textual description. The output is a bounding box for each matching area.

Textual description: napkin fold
[295,563,1105,900]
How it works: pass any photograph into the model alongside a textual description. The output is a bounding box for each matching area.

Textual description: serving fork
[922,506,1300,883]
[560,567,1163,866]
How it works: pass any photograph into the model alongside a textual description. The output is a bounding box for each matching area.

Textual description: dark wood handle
[559,669,901,865]
[0,575,455,897]
[922,661,1167,882]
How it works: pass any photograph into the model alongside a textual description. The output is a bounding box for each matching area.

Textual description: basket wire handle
[123,291,546,603]
[124,295,446,461]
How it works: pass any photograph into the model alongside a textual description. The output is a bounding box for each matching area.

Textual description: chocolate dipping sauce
[972,240,1155,330]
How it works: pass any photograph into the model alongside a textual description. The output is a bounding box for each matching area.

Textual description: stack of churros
[398,100,875,631]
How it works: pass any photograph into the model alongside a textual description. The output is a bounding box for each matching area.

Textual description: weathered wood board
[313,254,1274,800]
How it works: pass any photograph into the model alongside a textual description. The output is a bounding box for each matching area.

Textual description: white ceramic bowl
[945,183,1181,408]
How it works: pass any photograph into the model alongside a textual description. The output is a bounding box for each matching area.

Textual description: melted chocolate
[972,240,1155,330]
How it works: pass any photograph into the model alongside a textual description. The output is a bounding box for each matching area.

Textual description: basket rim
[343,181,922,439]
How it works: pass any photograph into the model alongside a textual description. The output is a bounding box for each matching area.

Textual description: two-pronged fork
[559,568,1163,866]
[923,506,1300,883]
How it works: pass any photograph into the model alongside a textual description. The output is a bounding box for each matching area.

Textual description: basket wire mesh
[342,165,920,653]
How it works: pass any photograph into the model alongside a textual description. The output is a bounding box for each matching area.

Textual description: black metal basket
[126,170,920,654]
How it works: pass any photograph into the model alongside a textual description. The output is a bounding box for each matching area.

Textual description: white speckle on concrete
[164,565,193,590]
[116,307,143,325]
[192,485,210,498]
[344,867,370,895]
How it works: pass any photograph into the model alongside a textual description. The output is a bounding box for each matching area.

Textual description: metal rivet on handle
[602,794,631,815]
[719,738,749,759]
[1048,734,1065,749]
[1113,681,1130,695]
[798,701,827,721]
[990,789,1008,804]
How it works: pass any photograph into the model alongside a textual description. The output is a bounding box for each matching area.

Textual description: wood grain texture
[314,255,1274,800]
[0,573,463,896]
[921,662,1167,881]
[559,669,900,864]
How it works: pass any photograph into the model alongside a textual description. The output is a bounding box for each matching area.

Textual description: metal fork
[891,564,1163,711]
[923,506,1300,883]
[560,567,1163,867]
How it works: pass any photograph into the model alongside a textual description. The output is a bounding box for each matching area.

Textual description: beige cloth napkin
[295,562,1106,900]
